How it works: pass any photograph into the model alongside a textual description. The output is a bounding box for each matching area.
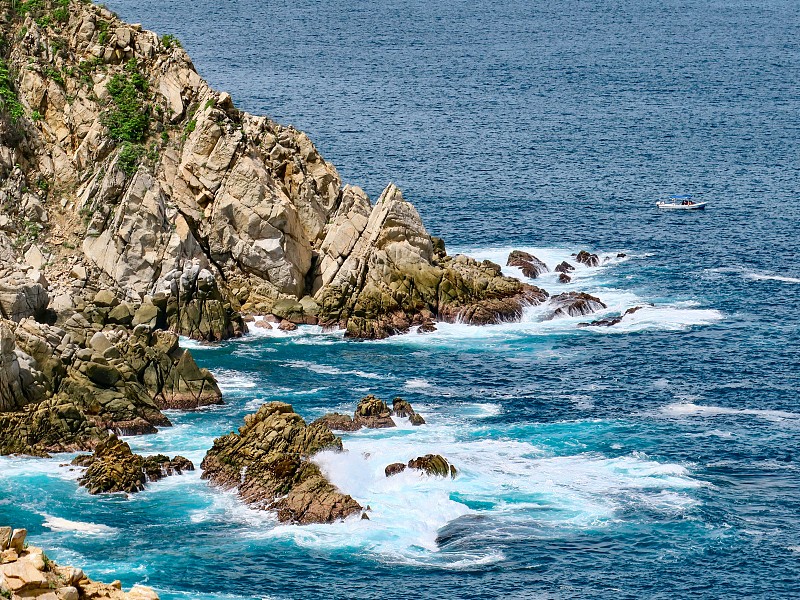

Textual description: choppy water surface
[2,0,800,598]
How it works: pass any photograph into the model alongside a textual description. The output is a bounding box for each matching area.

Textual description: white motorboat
[656,195,707,210]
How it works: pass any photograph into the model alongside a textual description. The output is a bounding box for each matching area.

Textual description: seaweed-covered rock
[507,250,549,279]
[407,454,457,479]
[201,402,361,524]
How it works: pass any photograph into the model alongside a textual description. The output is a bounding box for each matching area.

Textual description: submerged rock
[558,273,572,284]
[506,250,549,279]
[71,435,194,494]
[579,305,645,328]
[201,402,361,524]
[548,292,607,318]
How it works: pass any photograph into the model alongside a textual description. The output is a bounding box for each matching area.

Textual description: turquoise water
[3,0,800,597]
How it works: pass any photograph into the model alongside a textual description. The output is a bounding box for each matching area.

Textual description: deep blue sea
[2,0,800,598]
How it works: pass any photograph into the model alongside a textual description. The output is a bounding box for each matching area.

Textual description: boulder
[72,435,193,494]
[554,261,575,273]
[391,397,425,425]
[385,462,406,477]
[312,412,359,432]
[558,273,572,283]
[201,402,361,524]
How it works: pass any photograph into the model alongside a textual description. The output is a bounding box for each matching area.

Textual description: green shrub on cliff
[117,141,144,175]
[0,59,24,121]
[101,59,150,142]
[161,33,181,49]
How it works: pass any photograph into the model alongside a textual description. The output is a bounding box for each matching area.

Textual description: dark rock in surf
[555,261,575,273]
[354,395,396,429]
[408,454,457,479]
[558,273,572,284]
[578,305,645,328]
[575,250,601,267]
[548,292,607,318]
[507,250,549,279]
[385,462,407,477]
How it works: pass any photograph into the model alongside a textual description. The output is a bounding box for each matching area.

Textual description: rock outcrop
[71,435,193,494]
[0,527,158,599]
[201,402,361,524]
[313,395,426,432]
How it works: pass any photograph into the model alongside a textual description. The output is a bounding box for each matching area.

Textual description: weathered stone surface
[201,402,361,524]
[354,395,395,429]
[315,185,548,338]
[555,261,575,273]
[384,462,406,477]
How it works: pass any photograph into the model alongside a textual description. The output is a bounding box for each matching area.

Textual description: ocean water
[2,0,800,598]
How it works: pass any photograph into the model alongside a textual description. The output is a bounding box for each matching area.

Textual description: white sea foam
[662,403,800,422]
[42,515,118,536]
[404,378,430,389]
[284,360,385,380]
[254,408,702,567]
[744,272,800,284]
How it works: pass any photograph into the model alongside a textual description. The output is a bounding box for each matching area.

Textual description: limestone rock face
[72,435,193,494]
[201,402,361,524]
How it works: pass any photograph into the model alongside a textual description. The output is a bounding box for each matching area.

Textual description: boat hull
[656,202,707,210]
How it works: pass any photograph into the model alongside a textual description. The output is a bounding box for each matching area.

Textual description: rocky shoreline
[0,0,616,561]
[1,527,159,599]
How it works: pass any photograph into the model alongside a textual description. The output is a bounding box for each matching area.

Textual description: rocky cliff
[0,0,582,455]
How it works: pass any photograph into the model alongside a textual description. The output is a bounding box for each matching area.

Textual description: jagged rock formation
[507,250,549,279]
[0,526,159,599]
[313,185,549,338]
[0,0,567,343]
[71,434,193,494]
[201,402,361,524]
[313,395,425,432]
